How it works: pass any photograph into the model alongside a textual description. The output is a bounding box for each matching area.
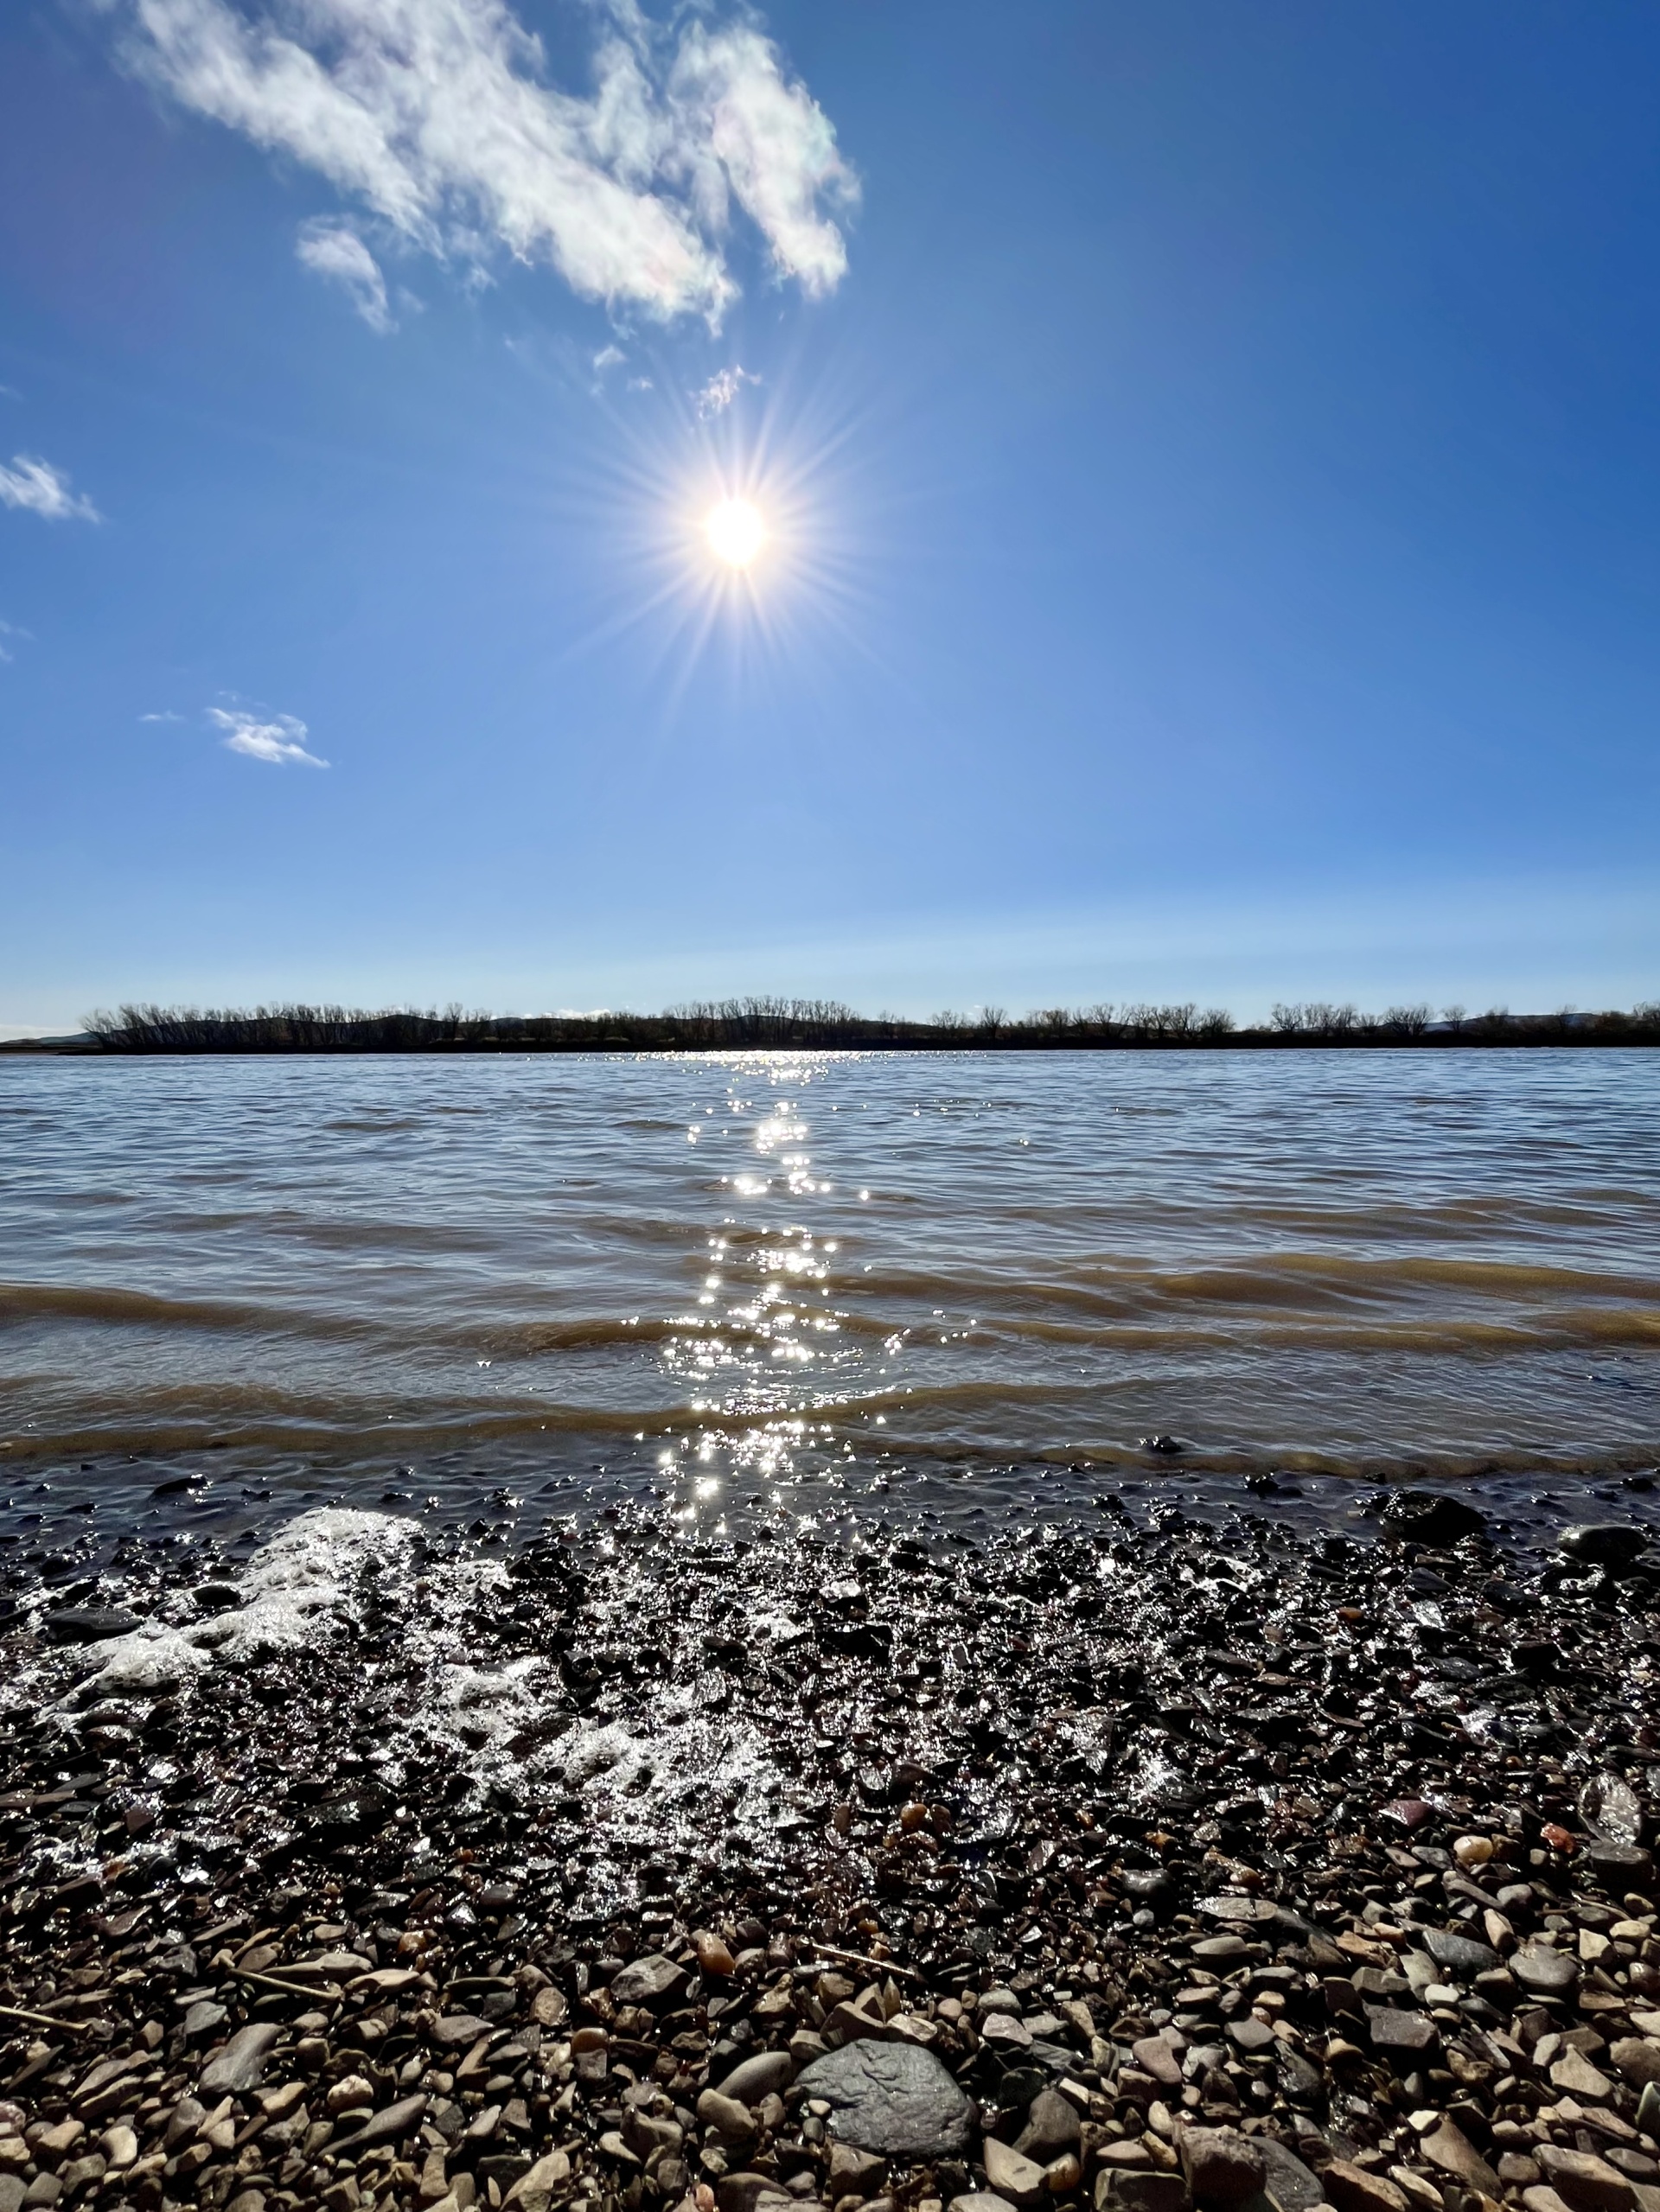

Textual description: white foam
[219,1506,418,1658]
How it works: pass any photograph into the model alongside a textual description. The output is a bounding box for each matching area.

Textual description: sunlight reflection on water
[1,1049,1657,1542]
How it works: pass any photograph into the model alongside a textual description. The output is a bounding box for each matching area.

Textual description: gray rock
[609,1954,685,2006]
[1610,2040,1660,2089]
[200,2023,281,2095]
[718,2050,795,2106]
[1225,2018,1274,2056]
[1366,2007,1439,2059]
[335,2094,427,2152]
[1014,2089,1081,2162]
[1351,1967,1409,2000]
[951,2196,1018,2212]
[1558,1525,1650,1571]
[0,2177,23,2212]
[1423,1928,1499,1977]
[1179,2127,1265,2208]
[1587,1841,1652,1881]
[796,2040,974,2158]
[1382,1493,1485,1546]
[182,2000,228,2040]
[44,1606,143,1642]
[1274,2044,1324,2104]
[1512,1946,1581,1996]
[1256,2139,1324,2212]
[1028,2039,1079,2076]
[1100,2173,1191,2212]
[163,2097,205,2149]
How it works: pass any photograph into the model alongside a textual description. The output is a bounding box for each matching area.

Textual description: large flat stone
[199,2024,281,2096]
[796,2040,974,2158]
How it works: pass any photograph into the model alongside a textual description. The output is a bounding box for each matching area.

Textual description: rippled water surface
[3,1050,1657,1543]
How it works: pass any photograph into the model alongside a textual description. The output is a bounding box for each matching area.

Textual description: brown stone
[1534,2148,1635,2212]
[1322,2161,1409,2212]
[1419,2121,1499,2197]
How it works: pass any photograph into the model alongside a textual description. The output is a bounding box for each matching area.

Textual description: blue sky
[3,0,1658,1030]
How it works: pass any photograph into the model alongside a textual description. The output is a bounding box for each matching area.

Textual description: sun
[705,497,767,569]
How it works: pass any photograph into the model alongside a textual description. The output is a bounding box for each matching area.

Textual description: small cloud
[0,456,100,522]
[297,220,393,331]
[627,375,654,392]
[0,619,28,663]
[139,709,182,723]
[695,364,758,418]
[593,344,625,372]
[208,706,328,767]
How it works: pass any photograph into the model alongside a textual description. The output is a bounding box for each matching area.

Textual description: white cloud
[592,343,625,371]
[297,218,393,329]
[694,362,757,418]
[667,25,855,297]
[0,456,100,522]
[113,0,856,326]
[0,620,28,664]
[139,709,182,722]
[208,706,329,766]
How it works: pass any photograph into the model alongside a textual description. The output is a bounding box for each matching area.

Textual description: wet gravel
[1,1491,1659,2212]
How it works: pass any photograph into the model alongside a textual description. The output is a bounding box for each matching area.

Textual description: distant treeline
[69,995,1660,1053]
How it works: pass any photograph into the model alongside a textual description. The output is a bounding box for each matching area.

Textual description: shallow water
[2,1049,1657,1555]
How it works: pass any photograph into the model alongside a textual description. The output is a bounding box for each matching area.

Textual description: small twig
[231,1967,342,2003]
[0,2002,93,2034]
[796,1941,925,1986]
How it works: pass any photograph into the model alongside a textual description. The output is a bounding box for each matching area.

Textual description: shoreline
[1,1501,1657,2212]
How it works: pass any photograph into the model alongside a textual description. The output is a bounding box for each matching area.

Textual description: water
[2,1049,1657,1558]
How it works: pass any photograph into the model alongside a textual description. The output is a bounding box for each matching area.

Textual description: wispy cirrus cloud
[208,706,329,766]
[695,363,758,418]
[297,219,393,330]
[0,621,29,663]
[112,0,857,326]
[0,456,100,522]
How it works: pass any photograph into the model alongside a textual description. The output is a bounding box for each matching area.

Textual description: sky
[3,0,1659,1032]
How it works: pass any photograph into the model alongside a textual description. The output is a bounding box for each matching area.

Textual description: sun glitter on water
[705,497,767,569]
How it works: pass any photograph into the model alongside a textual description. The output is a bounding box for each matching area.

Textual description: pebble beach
[2,1485,1658,2212]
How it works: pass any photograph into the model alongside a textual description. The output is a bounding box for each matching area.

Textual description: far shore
[3,997,1659,1055]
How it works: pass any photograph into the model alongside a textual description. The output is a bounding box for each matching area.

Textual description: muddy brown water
[2,1049,1657,1571]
